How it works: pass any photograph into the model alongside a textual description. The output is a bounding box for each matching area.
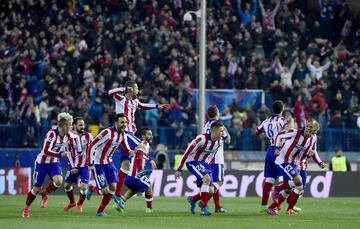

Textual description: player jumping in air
[108,81,168,206]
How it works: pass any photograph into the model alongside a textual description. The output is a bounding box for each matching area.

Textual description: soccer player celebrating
[283,148,326,212]
[114,128,157,213]
[22,112,73,218]
[175,122,226,216]
[255,100,289,212]
[203,105,231,213]
[86,113,133,217]
[108,81,168,205]
[63,117,94,212]
[266,118,320,215]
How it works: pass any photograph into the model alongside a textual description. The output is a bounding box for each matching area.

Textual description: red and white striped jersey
[177,134,222,171]
[256,115,287,145]
[128,140,151,177]
[67,131,94,168]
[298,150,322,171]
[203,119,227,164]
[88,127,131,165]
[36,128,70,164]
[109,88,157,133]
[274,129,317,165]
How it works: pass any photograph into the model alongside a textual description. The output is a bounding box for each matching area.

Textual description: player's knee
[32,186,41,194]
[101,188,109,195]
[122,161,130,170]
[53,177,63,187]
[79,183,87,191]
[209,187,215,195]
[64,183,72,190]
[202,175,210,184]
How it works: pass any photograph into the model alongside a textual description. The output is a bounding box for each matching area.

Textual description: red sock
[200,192,209,209]
[274,181,290,192]
[97,193,113,213]
[261,182,273,206]
[115,170,127,196]
[213,190,221,209]
[269,194,286,209]
[191,193,201,203]
[66,188,76,204]
[89,184,100,194]
[287,191,300,210]
[145,193,153,209]
[42,182,58,196]
[25,191,36,207]
[78,194,86,205]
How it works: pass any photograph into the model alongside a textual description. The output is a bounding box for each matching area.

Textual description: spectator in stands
[329,149,351,172]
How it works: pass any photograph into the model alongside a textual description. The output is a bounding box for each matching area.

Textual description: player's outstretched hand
[320,162,327,169]
[174,171,181,180]
[158,104,170,109]
[307,150,315,157]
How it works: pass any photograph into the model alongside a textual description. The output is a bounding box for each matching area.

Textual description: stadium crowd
[0,0,359,146]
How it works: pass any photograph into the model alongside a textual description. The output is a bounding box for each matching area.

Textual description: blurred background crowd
[0,0,359,148]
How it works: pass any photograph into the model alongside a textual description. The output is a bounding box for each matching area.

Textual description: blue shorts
[93,163,118,189]
[278,163,299,181]
[300,170,307,189]
[264,146,281,179]
[210,163,224,183]
[65,167,90,184]
[125,176,149,193]
[119,131,141,162]
[33,162,62,187]
[186,161,213,188]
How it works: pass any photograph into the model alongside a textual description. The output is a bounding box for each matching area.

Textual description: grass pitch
[1,196,359,229]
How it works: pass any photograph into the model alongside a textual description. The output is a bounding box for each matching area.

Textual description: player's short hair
[73,116,84,125]
[114,113,126,122]
[125,81,137,88]
[210,121,224,130]
[57,112,73,126]
[207,105,219,119]
[307,118,320,132]
[272,100,284,115]
[140,128,151,137]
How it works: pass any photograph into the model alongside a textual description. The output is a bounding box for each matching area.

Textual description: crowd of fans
[0,0,359,147]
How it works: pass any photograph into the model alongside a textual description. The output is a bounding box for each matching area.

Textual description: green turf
[1,196,360,229]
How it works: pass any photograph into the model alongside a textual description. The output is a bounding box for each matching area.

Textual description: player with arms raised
[108,81,168,205]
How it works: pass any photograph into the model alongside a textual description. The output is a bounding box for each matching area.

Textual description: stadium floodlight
[183,10,201,22]
[184,1,206,134]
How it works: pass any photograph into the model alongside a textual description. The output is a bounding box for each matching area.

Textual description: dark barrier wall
[1,168,359,197]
